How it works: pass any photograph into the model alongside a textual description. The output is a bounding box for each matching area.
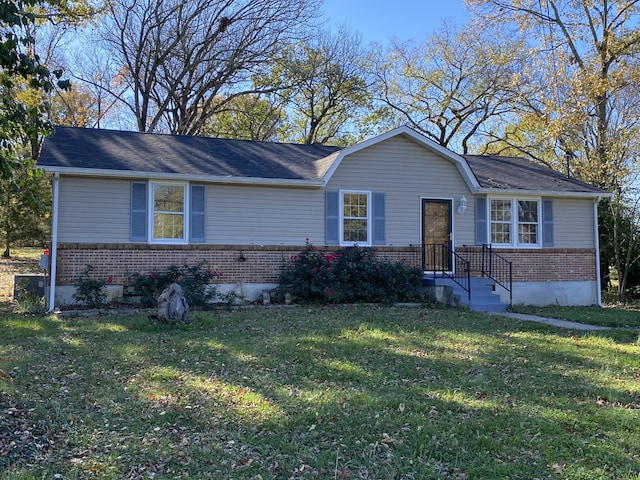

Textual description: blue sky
[320,0,471,44]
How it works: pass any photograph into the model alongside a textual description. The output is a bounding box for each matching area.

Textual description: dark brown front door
[422,199,452,271]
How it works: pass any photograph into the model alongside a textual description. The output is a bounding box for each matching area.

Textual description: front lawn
[1,306,639,479]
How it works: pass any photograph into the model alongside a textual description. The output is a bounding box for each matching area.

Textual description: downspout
[594,196,603,307]
[47,172,59,313]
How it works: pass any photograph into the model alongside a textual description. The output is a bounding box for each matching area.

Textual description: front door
[422,199,453,271]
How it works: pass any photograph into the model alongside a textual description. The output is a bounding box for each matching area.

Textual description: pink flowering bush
[280,241,422,304]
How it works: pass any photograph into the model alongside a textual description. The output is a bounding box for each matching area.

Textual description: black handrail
[482,244,512,305]
[416,243,471,303]
[461,244,512,305]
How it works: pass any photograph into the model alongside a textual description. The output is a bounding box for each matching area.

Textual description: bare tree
[271,25,372,145]
[373,22,528,154]
[96,0,318,134]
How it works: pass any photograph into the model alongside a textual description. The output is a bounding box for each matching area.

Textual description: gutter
[594,196,603,307]
[47,172,59,313]
[475,188,612,200]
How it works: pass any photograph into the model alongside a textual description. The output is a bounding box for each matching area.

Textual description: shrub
[14,289,45,314]
[73,265,107,308]
[130,262,219,309]
[280,241,422,304]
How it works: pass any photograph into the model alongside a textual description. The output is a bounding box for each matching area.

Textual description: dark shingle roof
[38,126,341,181]
[38,126,608,196]
[463,154,606,194]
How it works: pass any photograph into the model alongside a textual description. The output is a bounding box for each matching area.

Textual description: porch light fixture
[458,195,467,215]
[237,251,247,262]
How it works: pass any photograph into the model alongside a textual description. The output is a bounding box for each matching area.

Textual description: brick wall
[54,244,423,286]
[456,246,596,282]
[54,243,596,286]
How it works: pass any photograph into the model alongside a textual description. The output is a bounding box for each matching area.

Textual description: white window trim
[149,181,189,245]
[339,190,372,246]
[488,196,541,248]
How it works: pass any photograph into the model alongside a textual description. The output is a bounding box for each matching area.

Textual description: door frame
[420,197,454,273]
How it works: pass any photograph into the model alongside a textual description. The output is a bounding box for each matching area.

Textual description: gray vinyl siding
[205,186,324,245]
[553,197,596,248]
[327,136,475,246]
[57,177,131,243]
[57,177,324,245]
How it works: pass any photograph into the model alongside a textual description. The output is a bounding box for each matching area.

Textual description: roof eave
[477,187,612,199]
[40,166,324,188]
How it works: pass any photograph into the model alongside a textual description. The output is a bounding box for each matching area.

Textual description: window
[341,191,370,245]
[490,199,512,244]
[326,191,385,246]
[489,198,540,247]
[151,183,187,242]
[131,182,205,243]
[517,200,538,245]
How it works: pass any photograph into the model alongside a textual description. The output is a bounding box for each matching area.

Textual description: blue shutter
[475,196,487,244]
[542,199,554,247]
[190,185,205,243]
[372,192,385,245]
[325,191,339,245]
[130,182,148,242]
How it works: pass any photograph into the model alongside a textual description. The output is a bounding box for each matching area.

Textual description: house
[37,125,610,311]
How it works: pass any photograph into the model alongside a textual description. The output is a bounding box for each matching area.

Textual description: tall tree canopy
[467,0,640,300]
[271,26,371,145]
[373,23,527,153]
[96,0,318,135]
[467,0,640,190]
[0,0,71,178]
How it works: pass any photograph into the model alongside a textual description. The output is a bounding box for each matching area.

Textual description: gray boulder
[156,283,190,324]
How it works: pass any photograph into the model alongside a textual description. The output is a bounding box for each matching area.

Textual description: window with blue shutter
[190,185,205,243]
[130,182,148,241]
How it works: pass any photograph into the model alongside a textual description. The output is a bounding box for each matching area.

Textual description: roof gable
[323,126,481,192]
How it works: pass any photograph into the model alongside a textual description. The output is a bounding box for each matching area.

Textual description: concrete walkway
[499,312,611,331]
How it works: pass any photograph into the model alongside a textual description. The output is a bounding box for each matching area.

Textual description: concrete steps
[423,276,508,312]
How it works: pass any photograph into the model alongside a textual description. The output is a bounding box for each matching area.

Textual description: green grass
[1,305,640,479]
[512,304,640,329]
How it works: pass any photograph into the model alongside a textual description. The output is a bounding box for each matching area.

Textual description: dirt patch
[0,249,42,304]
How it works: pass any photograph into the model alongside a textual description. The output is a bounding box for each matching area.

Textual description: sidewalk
[499,312,611,331]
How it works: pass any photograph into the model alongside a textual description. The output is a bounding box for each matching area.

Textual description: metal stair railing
[461,244,512,306]
[419,243,471,304]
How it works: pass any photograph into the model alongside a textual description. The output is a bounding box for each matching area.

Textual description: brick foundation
[54,243,423,287]
[456,246,596,282]
[54,243,596,287]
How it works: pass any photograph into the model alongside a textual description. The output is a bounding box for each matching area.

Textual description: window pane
[518,224,537,244]
[154,213,184,239]
[343,219,368,242]
[154,185,184,213]
[491,199,511,221]
[518,201,538,223]
[491,223,511,244]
